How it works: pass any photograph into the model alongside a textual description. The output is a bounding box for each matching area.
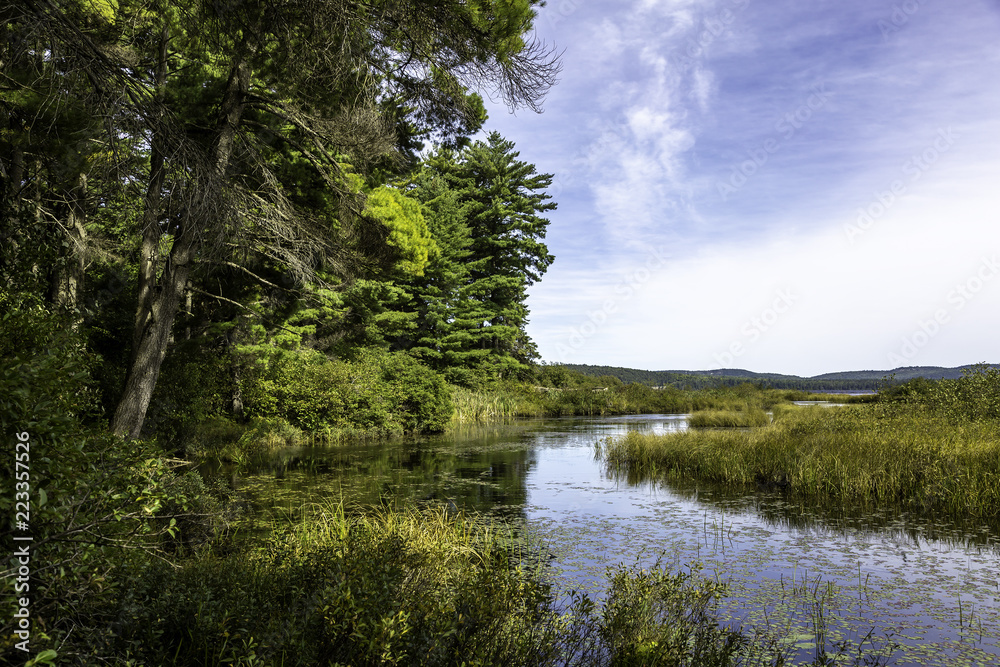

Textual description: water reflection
[205,414,1000,666]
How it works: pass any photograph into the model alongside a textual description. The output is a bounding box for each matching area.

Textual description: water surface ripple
[224,415,1000,666]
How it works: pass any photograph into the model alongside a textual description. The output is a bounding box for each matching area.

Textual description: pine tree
[405,133,555,381]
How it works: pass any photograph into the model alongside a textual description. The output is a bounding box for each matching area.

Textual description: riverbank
[77,504,755,666]
[598,380,1000,522]
[183,381,850,462]
[450,382,854,423]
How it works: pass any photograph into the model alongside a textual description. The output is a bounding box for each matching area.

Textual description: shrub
[91,507,751,666]
[145,342,235,448]
[598,562,744,666]
[240,348,452,436]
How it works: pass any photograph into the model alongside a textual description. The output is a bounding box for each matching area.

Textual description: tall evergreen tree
[3,0,558,436]
[405,133,555,380]
[458,132,555,375]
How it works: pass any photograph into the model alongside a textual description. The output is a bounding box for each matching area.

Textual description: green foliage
[241,348,452,436]
[0,290,96,436]
[876,365,1000,423]
[688,409,771,428]
[93,507,546,665]
[398,136,555,380]
[599,402,1000,521]
[145,342,235,449]
[558,363,964,392]
[0,293,229,662]
[365,186,437,276]
[64,505,757,666]
[448,378,830,424]
[931,364,1000,422]
[598,562,745,666]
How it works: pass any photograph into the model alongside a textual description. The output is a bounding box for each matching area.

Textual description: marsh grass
[598,405,1000,520]
[451,385,529,423]
[688,409,771,428]
[186,417,402,464]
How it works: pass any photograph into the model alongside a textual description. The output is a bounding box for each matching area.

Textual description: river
[208,414,1000,666]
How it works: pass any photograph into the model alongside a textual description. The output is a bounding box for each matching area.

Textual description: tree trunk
[0,135,24,270]
[48,172,88,313]
[112,52,250,438]
[132,24,169,358]
[111,235,194,437]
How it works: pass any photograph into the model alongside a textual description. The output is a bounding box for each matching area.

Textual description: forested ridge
[561,363,1000,391]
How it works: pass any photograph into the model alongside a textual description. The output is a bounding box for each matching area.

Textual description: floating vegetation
[193,413,1000,666]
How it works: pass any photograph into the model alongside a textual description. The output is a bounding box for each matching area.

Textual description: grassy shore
[184,382,852,462]
[450,382,849,424]
[33,502,900,666]
[48,504,762,666]
[598,403,1000,521]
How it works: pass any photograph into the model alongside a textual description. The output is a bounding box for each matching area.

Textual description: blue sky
[480,0,1000,376]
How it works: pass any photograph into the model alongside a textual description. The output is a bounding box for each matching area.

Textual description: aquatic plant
[598,404,1000,521]
[449,381,841,425]
[688,409,771,428]
[73,504,763,666]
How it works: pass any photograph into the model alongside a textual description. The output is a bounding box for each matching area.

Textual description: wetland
[211,412,1000,666]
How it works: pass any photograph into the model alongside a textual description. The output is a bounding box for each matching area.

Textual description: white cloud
[690,67,715,113]
[489,0,1000,374]
[531,145,1000,375]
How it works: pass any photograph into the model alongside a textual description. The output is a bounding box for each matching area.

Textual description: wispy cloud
[485,0,1000,374]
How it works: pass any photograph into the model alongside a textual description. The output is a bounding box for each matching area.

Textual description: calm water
[212,415,1000,666]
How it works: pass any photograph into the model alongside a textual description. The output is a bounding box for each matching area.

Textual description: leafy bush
[598,562,744,666]
[90,507,751,667]
[146,342,235,448]
[876,365,1000,423]
[933,364,1000,422]
[240,348,452,436]
[0,290,233,664]
[371,350,453,433]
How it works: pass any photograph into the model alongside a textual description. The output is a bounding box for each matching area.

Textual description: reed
[599,405,1000,520]
[450,385,532,423]
[98,501,774,666]
[688,409,771,428]
[449,382,843,425]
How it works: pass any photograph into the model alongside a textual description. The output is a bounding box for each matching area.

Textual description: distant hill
[559,364,998,391]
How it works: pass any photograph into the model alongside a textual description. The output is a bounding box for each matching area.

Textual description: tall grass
[88,504,766,666]
[598,405,1000,520]
[450,385,532,422]
[688,409,771,428]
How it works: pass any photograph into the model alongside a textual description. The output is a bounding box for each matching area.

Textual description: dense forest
[1,0,561,446]
[0,2,588,664]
